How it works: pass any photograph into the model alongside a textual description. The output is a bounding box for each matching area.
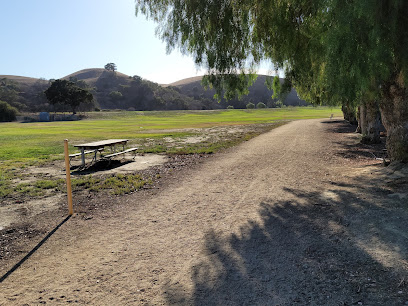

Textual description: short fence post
[64,139,74,215]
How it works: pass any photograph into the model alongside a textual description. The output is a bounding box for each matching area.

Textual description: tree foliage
[44,79,93,114]
[271,76,281,100]
[69,76,90,90]
[109,91,123,101]
[0,100,19,122]
[0,78,20,106]
[135,0,408,98]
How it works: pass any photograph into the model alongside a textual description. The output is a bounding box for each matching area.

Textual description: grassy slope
[0,107,342,162]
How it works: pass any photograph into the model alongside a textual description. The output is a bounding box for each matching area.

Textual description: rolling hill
[0,69,308,113]
[0,69,211,112]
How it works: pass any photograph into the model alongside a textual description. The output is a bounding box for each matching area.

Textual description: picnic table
[72,139,137,167]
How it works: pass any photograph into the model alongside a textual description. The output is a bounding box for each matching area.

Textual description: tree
[135,0,408,162]
[0,100,18,122]
[44,79,93,114]
[104,63,117,73]
[131,75,142,85]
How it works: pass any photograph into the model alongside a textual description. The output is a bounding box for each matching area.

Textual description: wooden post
[64,139,74,215]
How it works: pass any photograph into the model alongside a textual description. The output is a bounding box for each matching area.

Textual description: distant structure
[39,112,50,122]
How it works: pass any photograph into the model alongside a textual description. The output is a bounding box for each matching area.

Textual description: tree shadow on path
[164,181,408,305]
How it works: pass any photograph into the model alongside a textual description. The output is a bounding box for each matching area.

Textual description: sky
[0,0,274,85]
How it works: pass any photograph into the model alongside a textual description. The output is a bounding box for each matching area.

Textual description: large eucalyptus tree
[136,0,408,162]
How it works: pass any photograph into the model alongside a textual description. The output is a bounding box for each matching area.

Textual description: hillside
[63,68,130,86]
[165,75,309,109]
[0,69,216,112]
[0,75,46,86]
[0,69,308,113]
[0,75,49,112]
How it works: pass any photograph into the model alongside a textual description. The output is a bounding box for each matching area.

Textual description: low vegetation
[0,172,151,200]
[246,102,255,109]
[72,174,152,195]
[256,102,267,109]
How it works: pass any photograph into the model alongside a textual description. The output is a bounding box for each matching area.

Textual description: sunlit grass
[0,107,342,200]
[0,107,341,162]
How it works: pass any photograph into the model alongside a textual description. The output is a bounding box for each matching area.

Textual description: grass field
[0,107,342,199]
[0,107,341,162]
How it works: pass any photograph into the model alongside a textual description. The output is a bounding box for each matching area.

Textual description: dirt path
[1,119,408,305]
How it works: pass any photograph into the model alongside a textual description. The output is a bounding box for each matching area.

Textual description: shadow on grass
[163,182,408,305]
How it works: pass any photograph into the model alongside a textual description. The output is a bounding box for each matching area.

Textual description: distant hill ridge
[63,68,130,84]
[166,75,204,87]
[0,68,308,112]
[165,74,308,109]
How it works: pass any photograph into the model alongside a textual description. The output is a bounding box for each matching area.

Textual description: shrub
[108,91,123,101]
[256,102,267,108]
[0,100,18,122]
[275,100,284,108]
[227,105,234,109]
[246,102,255,109]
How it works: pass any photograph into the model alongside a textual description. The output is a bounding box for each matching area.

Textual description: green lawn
[0,107,341,162]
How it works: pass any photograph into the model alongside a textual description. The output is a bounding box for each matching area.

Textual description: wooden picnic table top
[73,139,129,149]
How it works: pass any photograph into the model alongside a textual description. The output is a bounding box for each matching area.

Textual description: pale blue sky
[0,0,273,84]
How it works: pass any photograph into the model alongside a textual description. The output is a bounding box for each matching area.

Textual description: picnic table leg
[81,148,85,167]
[93,149,98,163]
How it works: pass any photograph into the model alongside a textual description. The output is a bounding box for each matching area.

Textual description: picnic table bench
[71,139,138,167]
[104,147,139,159]
[69,148,104,159]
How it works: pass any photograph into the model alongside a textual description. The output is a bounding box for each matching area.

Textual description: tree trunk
[361,100,381,144]
[380,73,408,162]
[356,106,362,133]
[342,103,357,125]
[360,104,367,134]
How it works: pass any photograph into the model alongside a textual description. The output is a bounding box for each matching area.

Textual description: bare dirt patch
[0,153,206,263]
[0,195,63,230]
